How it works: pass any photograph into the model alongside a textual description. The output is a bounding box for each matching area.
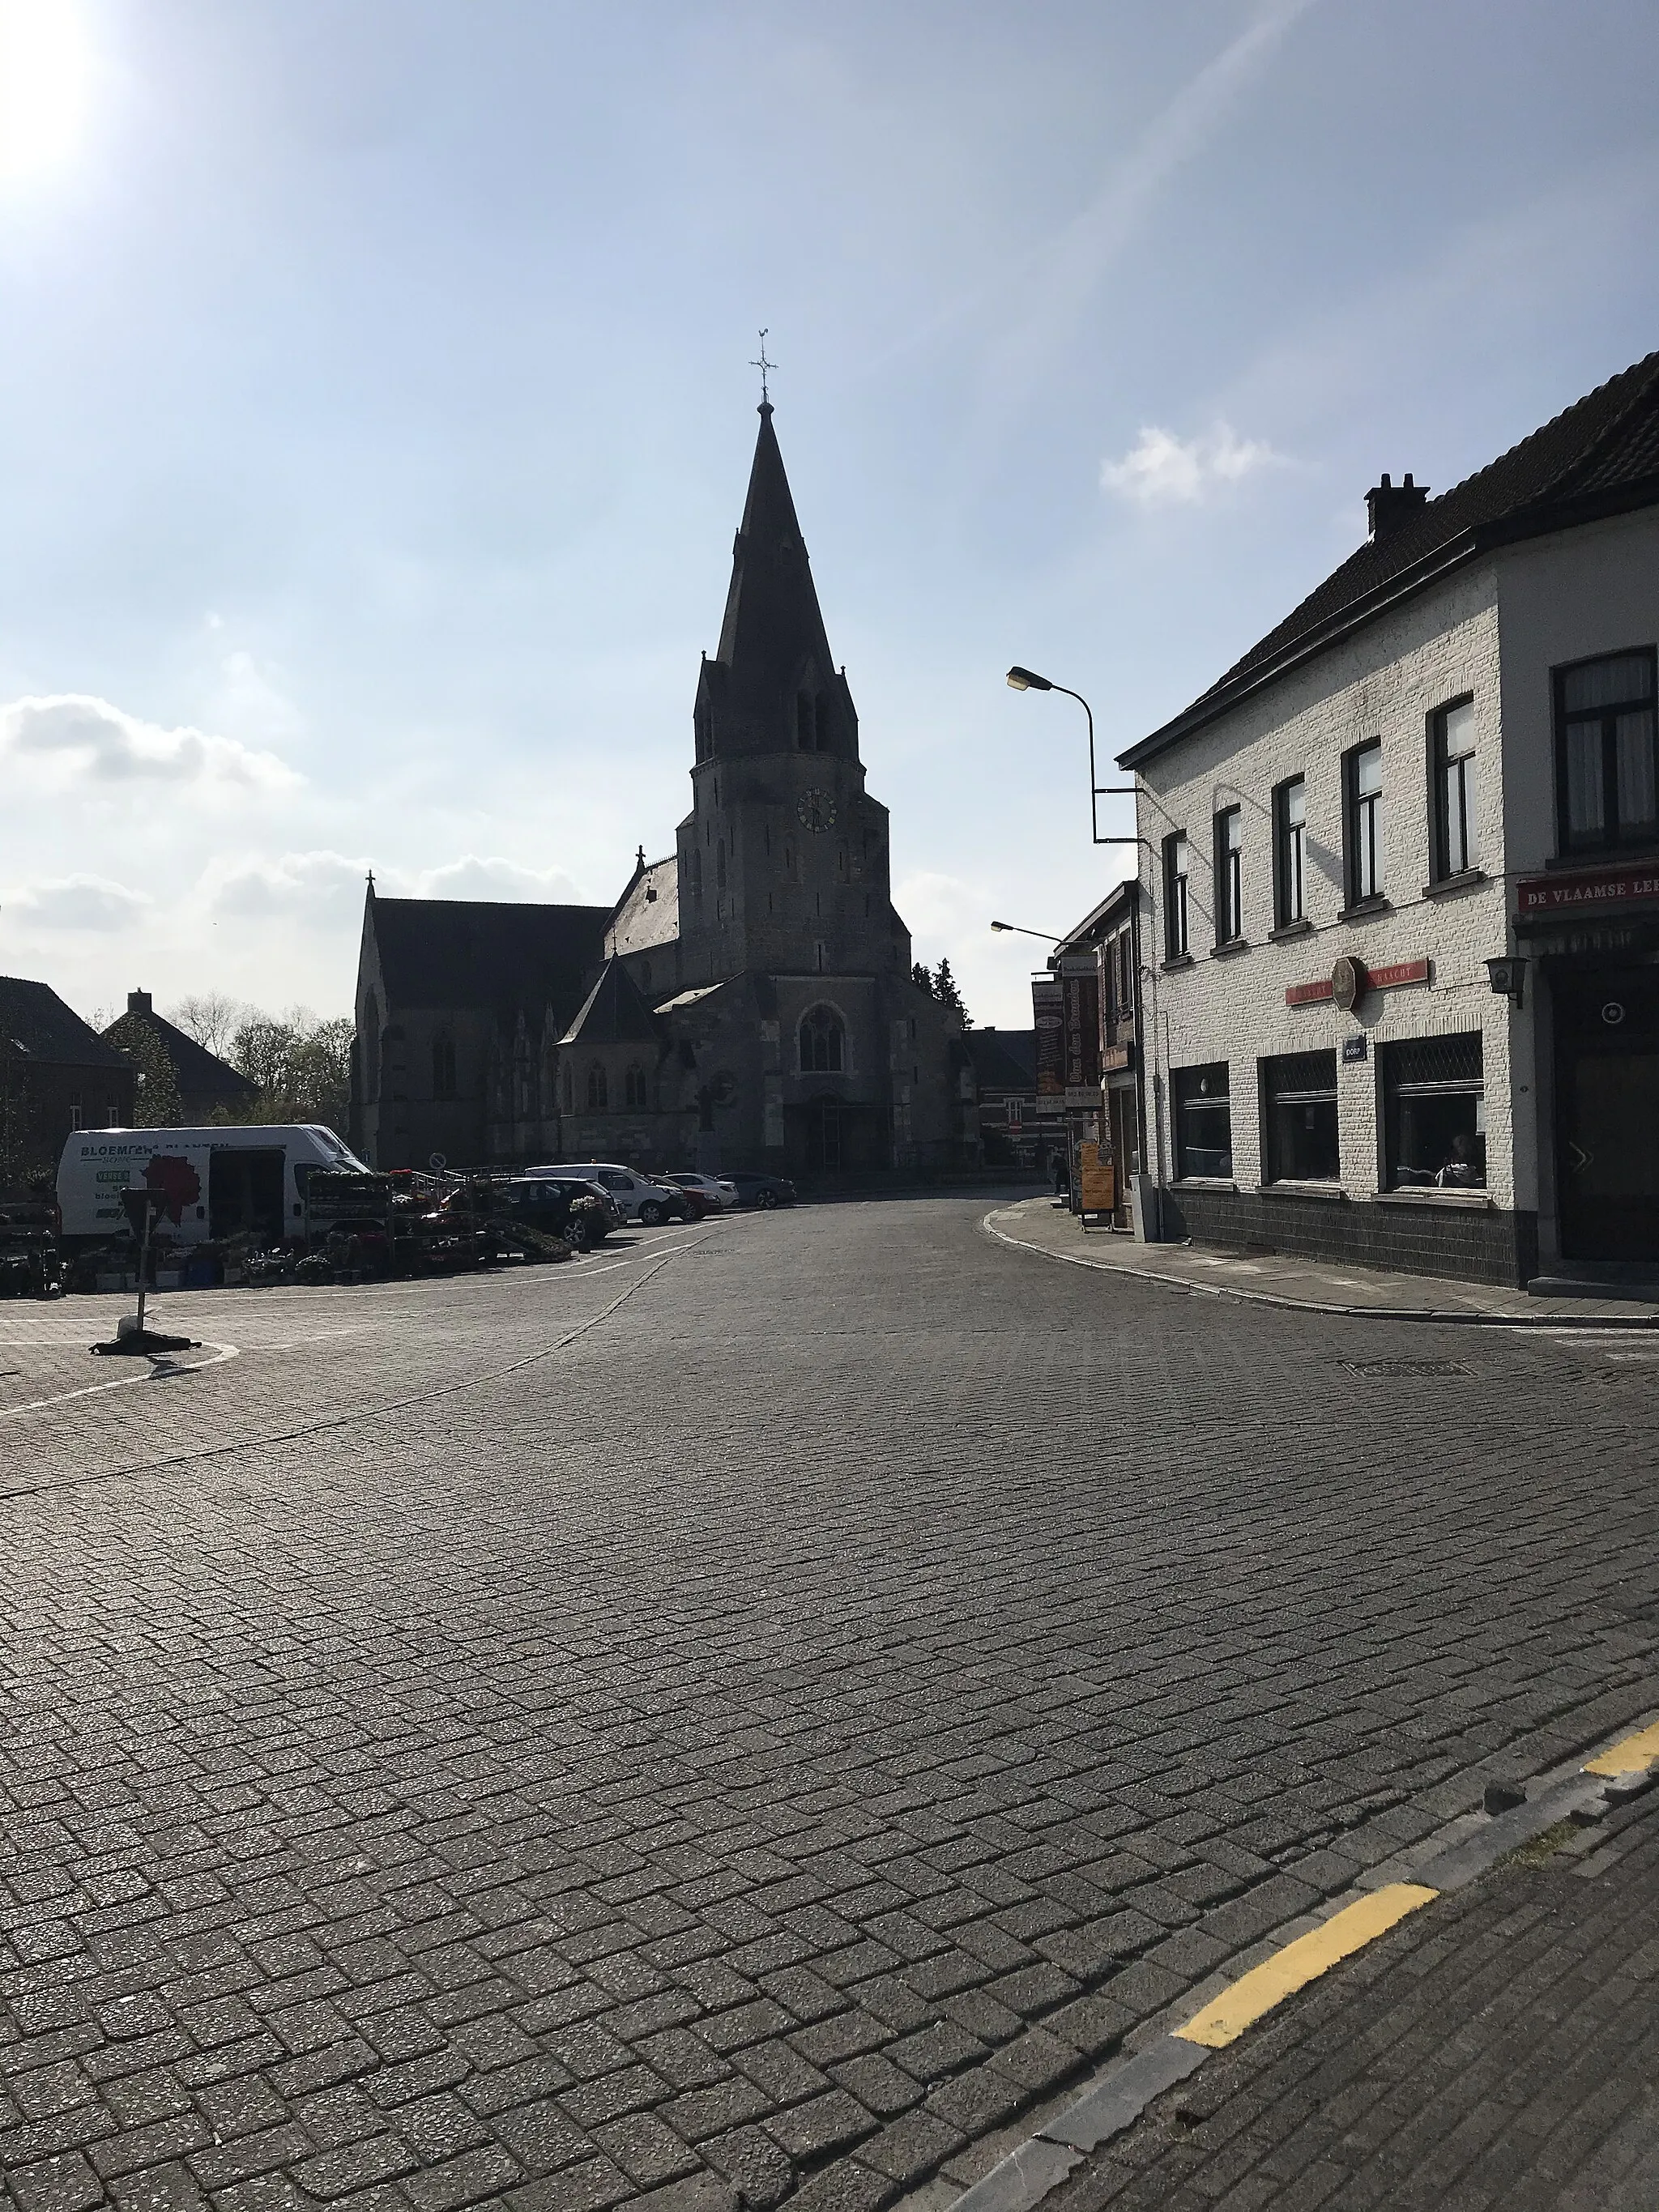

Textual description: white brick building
[1120,352,1659,1289]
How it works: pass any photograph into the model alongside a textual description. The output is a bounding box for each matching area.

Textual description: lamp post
[1006,667,1137,846]
[990,919,1061,943]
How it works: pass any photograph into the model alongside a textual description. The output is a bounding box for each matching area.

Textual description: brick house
[1120,351,1659,1290]
[101,991,258,1123]
[0,976,137,1187]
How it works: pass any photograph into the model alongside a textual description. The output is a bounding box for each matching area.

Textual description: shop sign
[1077,1139,1115,1215]
[1516,864,1659,915]
[1101,1041,1134,1072]
[1286,957,1430,1008]
[1064,1085,1102,1110]
[1033,978,1064,1097]
[1062,968,1101,1091]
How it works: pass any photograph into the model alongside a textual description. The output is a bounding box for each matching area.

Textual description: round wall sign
[1601,1001,1627,1026]
[1331,956,1368,1013]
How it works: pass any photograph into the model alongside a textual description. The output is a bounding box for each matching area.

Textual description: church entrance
[786,1100,889,1177]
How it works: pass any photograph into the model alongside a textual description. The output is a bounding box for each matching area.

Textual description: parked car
[667,1172,740,1212]
[539,1162,694,1225]
[518,1172,625,1238]
[450,1176,614,1254]
[727,1172,798,1209]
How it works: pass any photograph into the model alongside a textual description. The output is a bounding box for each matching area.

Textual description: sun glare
[0,0,92,186]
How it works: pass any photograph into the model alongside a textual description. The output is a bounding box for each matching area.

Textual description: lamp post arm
[1047,684,1131,846]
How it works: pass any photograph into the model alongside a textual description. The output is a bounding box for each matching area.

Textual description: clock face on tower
[797,788,837,833]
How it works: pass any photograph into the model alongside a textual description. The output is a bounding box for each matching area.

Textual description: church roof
[1121,349,1659,768]
[558,957,661,1047]
[369,895,612,1016]
[706,403,856,752]
[605,855,680,957]
[0,975,130,1068]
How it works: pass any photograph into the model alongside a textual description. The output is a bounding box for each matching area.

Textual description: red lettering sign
[1286,977,1333,1006]
[1285,957,1430,1008]
[1516,866,1659,914]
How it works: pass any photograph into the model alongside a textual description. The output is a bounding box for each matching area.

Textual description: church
[351,399,973,1179]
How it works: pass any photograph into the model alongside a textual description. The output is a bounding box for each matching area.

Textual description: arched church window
[695,701,712,761]
[363,995,382,1100]
[561,1063,574,1112]
[432,1037,457,1101]
[689,848,702,897]
[800,1005,845,1074]
[784,838,796,880]
[796,692,815,750]
[716,840,727,890]
[587,1063,608,1110]
[625,1064,648,1109]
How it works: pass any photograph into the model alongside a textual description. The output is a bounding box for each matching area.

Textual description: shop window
[1344,739,1384,905]
[1381,1032,1486,1190]
[1555,649,1657,854]
[1273,777,1306,925]
[1213,806,1243,945]
[624,1063,649,1109]
[586,1063,608,1110]
[1163,831,1191,957]
[432,1037,457,1101]
[1173,1062,1231,1178]
[1431,698,1478,879]
[1262,1049,1340,1182]
[800,1004,845,1072]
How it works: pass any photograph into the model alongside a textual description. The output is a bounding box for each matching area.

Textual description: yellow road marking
[1174,1885,1439,2048]
[1584,1720,1659,1776]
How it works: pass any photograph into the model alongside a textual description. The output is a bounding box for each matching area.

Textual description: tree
[911,961,935,995]
[223,1008,353,1134]
[932,958,972,1029]
[167,992,251,1059]
[102,1010,183,1127]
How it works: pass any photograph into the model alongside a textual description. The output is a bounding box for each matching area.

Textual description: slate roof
[369,895,612,1018]
[1120,350,1659,768]
[102,1004,256,1100]
[605,856,680,957]
[0,976,131,1067]
[966,1028,1037,1090]
[558,959,661,1047]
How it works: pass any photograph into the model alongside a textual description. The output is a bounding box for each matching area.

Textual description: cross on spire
[750,329,775,408]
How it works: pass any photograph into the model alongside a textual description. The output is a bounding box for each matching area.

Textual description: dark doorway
[806,1103,842,1173]
[210,1147,287,1242]
[1555,969,1659,1262]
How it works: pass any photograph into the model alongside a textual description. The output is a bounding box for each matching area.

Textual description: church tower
[675,402,911,990]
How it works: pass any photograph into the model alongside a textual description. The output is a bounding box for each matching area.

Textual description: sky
[4,0,1659,1032]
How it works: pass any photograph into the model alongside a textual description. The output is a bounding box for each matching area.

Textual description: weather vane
[751,329,775,405]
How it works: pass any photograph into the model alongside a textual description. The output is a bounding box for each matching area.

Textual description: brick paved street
[2,1196,1657,2212]
[1040,1789,1659,2211]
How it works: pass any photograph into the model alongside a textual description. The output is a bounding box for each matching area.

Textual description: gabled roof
[1120,350,1659,769]
[558,958,661,1048]
[369,895,612,1017]
[966,1028,1037,1089]
[102,1004,255,1099]
[605,855,679,957]
[0,976,131,1068]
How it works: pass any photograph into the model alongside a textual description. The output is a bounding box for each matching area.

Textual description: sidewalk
[1034,1788,1659,2212]
[983,1196,1659,1327]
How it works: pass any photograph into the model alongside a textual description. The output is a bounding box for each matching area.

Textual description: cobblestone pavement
[1039,1790,1659,2211]
[2,1197,1657,2212]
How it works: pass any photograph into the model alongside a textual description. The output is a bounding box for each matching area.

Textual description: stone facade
[353,403,972,1179]
[1122,360,1659,1288]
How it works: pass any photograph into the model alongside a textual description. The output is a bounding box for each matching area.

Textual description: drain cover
[1344,1357,1473,1378]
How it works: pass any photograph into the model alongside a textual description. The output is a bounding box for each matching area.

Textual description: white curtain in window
[1567,724,1605,833]
[1616,707,1657,829]
[1563,655,1653,712]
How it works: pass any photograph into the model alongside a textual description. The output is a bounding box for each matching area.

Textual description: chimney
[1366,471,1429,541]
[127,989,151,1016]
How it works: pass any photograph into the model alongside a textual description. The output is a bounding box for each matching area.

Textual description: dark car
[516,1174,624,1242]
[727,1172,798,1210]
[456,1177,614,1253]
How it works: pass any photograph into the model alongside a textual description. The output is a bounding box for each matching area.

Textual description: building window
[695,701,712,761]
[1163,832,1190,957]
[1344,739,1383,904]
[716,839,727,891]
[1273,777,1306,926]
[69,1099,83,1131]
[1213,806,1243,945]
[1429,698,1478,880]
[561,1063,574,1112]
[586,1063,608,1110]
[796,691,816,749]
[800,1005,845,1072]
[432,1037,457,1101]
[624,1063,649,1110]
[1262,1050,1340,1182]
[688,847,702,897]
[1555,649,1657,854]
[1173,1063,1231,1178]
[1381,1032,1485,1190]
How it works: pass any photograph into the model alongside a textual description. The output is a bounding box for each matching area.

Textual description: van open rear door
[209,1147,286,1242]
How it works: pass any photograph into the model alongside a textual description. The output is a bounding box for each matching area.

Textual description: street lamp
[990,919,1060,942]
[1006,666,1137,846]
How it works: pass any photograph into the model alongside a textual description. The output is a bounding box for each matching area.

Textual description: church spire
[700,400,857,762]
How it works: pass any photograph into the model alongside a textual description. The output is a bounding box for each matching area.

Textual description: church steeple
[695,404,859,763]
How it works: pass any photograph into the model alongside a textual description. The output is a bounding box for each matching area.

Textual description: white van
[527,1161,692,1225]
[57,1124,368,1250]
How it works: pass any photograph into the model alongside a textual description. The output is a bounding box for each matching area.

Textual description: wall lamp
[1485,955,1528,1007]
[1005,667,1137,846]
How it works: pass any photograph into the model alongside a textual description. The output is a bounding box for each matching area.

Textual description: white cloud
[1102,422,1282,508]
[0,693,301,793]
[206,850,586,922]
[3,873,151,931]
